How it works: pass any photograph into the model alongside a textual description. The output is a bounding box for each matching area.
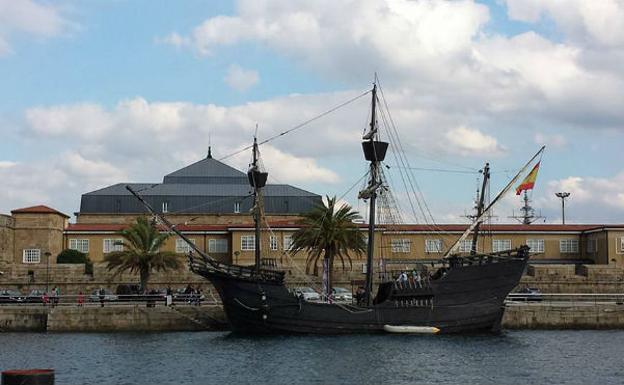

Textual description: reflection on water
[1,330,623,385]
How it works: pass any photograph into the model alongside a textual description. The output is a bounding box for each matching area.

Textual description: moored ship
[128,82,541,334]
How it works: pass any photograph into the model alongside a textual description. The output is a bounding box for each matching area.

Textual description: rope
[218,89,372,162]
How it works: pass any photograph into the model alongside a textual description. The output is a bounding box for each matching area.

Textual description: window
[175,238,195,253]
[69,239,89,253]
[241,235,255,251]
[269,235,278,251]
[492,239,512,253]
[283,234,293,251]
[526,239,544,253]
[103,239,123,253]
[162,201,169,213]
[234,202,241,213]
[560,239,579,253]
[458,239,473,253]
[208,239,228,253]
[620,238,624,253]
[391,239,410,253]
[586,239,597,253]
[22,249,41,264]
[425,239,443,253]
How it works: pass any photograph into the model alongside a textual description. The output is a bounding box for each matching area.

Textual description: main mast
[359,84,388,306]
[247,137,268,272]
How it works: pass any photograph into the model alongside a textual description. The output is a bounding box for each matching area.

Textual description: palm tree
[290,196,366,297]
[104,217,182,292]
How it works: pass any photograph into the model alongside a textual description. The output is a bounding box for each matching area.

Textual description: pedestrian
[77,291,85,307]
[42,292,49,307]
[54,286,61,306]
[99,287,105,307]
[50,286,57,307]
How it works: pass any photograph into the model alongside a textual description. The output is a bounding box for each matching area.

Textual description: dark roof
[11,205,69,218]
[162,157,249,184]
[164,157,245,178]
[83,183,318,197]
[79,155,321,215]
[65,222,624,233]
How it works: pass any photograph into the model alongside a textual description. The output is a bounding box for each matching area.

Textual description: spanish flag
[516,162,540,195]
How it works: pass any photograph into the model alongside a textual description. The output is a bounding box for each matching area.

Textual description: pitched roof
[164,157,246,179]
[84,182,318,197]
[11,205,70,218]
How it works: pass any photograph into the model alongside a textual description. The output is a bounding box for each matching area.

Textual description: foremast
[247,136,268,272]
[359,84,389,306]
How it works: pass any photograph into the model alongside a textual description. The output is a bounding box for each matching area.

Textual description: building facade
[2,154,624,276]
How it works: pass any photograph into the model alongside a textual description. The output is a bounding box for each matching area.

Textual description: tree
[57,249,93,275]
[103,217,182,292]
[290,196,366,297]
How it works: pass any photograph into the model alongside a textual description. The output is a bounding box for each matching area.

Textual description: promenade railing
[506,293,624,306]
[0,293,222,307]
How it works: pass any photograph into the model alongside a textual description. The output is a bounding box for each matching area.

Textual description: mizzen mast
[470,163,490,255]
[359,84,388,306]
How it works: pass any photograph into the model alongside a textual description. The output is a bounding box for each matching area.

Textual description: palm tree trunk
[324,247,334,299]
[139,267,150,293]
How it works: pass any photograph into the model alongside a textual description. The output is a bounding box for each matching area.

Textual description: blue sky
[1,0,623,223]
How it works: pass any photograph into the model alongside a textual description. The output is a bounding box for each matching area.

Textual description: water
[1,331,623,384]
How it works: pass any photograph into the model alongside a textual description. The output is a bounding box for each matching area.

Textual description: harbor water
[1,330,623,384]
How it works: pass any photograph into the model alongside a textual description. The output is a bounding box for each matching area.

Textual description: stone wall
[13,212,66,265]
[3,303,624,331]
[0,214,14,266]
[0,307,47,331]
[0,305,226,332]
[502,303,624,329]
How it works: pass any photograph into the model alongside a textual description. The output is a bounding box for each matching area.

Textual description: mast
[247,136,268,272]
[359,84,388,306]
[444,146,545,257]
[470,163,489,255]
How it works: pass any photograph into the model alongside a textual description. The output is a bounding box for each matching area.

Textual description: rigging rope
[218,89,372,162]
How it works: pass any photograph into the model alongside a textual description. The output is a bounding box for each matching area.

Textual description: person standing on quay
[77,291,85,307]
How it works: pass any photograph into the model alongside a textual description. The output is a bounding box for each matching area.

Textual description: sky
[0,0,623,224]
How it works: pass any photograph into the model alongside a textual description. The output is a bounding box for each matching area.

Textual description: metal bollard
[2,369,54,385]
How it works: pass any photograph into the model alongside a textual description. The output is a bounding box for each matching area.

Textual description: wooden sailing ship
[128,83,542,334]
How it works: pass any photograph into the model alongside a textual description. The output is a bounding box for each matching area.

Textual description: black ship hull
[198,254,528,334]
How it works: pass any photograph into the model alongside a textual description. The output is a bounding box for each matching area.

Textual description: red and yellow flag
[516,162,540,195]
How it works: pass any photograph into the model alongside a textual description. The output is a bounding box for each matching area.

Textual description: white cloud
[224,64,259,92]
[160,0,624,132]
[0,0,71,56]
[534,132,566,149]
[0,153,126,216]
[505,0,624,48]
[523,172,624,223]
[445,126,505,156]
[0,161,17,168]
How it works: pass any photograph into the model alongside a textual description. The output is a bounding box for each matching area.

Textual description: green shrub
[56,249,87,263]
[56,249,94,275]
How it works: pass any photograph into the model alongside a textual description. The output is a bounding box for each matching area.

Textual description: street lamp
[555,192,571,224]
[44,251,51,293]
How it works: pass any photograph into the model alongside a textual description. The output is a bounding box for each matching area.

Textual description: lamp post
[555,192,570,224]
[44,251,51,293]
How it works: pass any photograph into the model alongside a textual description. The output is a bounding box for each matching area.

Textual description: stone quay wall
[0,305,227,332]
[2,302,624,332]
[502,303,624,329]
